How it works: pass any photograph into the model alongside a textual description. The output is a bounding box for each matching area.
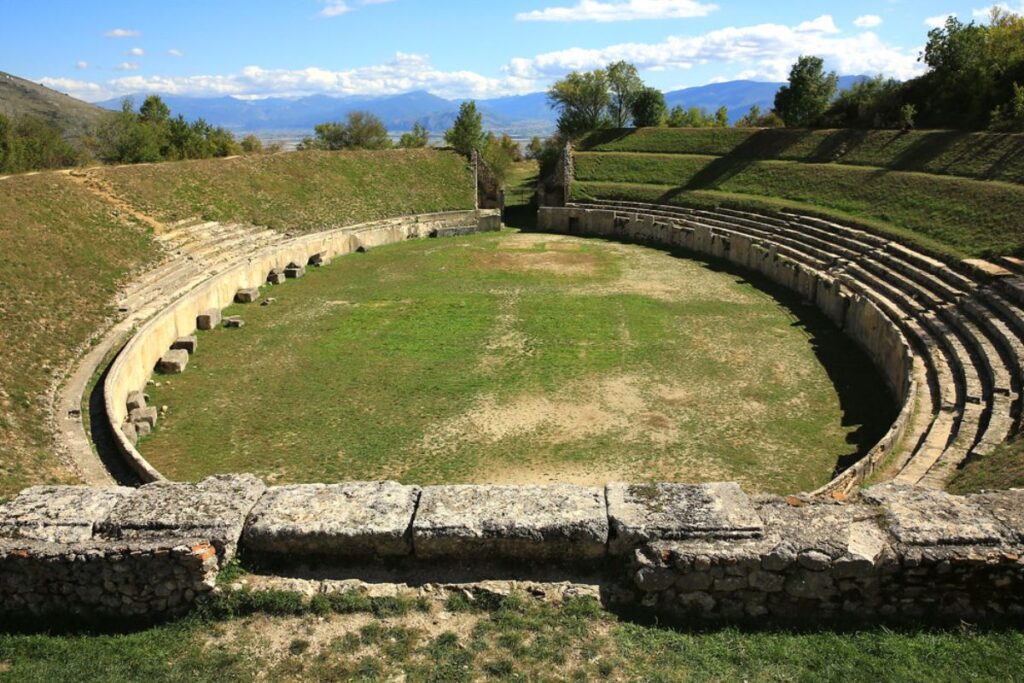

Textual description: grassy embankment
[2,590,1023,681]
[575,128,1024,258]
[140,229,891,493]
[0,149,475,501]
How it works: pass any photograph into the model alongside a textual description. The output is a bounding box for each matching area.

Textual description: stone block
[0,486,133,543]
[97,475,266,563]
[606,482,763,555]
[235,288,260,304]
[267,268,287,285]
[170,336,198,354]
[224,316,245,329]
[197,309,221,330]
[157,349,189,374]
[130,406,158,429]
[126,390,146,413]
[863,484,1006,546]
[285,265,305,279]
[970,489,1024,542]
[121,421,138,445]
[243,482,420,559]
[135,421,152,437]
[413,485,608,561]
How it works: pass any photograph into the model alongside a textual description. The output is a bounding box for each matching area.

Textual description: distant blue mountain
[96,76,869,134]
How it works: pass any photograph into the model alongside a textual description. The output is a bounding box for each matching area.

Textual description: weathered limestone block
[863,484,1007,546]
[126,390,146,413]
[606,483,763,555]
[135,421,152,437]
[97,475,266,563]
[196,308,221,330]
[0,486,133,543]
[267,268,287,285]
[970,489,1024,542]
[130,406,158,429]
[224,316,245,328]
[121,420,138,445]
[243,482,419,559]
[170,336,198,354]
[413,485,608,561]
[157,349,189,374]
[235,287,260,304]
[285,265,305,279]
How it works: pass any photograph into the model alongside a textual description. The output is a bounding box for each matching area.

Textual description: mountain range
[94,76,868,136]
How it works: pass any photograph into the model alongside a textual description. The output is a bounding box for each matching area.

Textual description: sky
[2,0,1021,102]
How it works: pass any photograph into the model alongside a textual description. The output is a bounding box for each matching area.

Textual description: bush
[0,113,82,173]
[300,111,392,151]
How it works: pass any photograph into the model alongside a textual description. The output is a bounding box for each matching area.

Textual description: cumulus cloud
[116,62,140,71]
[504,15,924,82]
[128,47,145,57]
[76,60,88,70]
[854,14,883,28]
[319,0,394,17]
[973,2,1024,18]
[105,28,140,38]
[168,48,184,57]
[925,13,956,28]
[516,0,717,22]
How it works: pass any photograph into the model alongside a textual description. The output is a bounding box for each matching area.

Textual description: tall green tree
[714,106,730,127]
[629,87,667,127]
[444,101,484,155]
[774,56,839,127]
[301,111,391,151]
[548,70,611,138]
[399,122,430,148]
[606,61,643,127]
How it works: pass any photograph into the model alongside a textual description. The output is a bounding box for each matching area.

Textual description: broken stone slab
[170,336,198,354]
[0,486,134,543]
[235,288,260,304]
[135,421,152,437]
[261,298,276,307]
[968,489,1024,543]
[157,349,189,374]
[412,485,608,561]
[130,406,158,429]
[606,482,763,555]
[223,316,245,329]
[285,265,305,279]
[121,421,138,445]
[196,309,222,330]
[243,482,420,559]
[862,484,1007,546]
[96,475,266,563]
[126,390,146,413]
[267,268,287,285]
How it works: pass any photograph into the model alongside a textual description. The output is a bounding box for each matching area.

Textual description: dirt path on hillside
[64,169,166,234]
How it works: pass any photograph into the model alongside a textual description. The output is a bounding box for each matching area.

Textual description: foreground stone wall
[1,477,1021,620]
[104,210,499,483]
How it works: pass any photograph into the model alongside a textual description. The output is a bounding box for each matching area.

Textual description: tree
[480,132,519,185]
[667,105,687,127]
[96,99,163,163]
[822,76,904,128]
[444,101,484,155]
[606,61,643,127]
[525,136,544,160]
[548,69,611,138]
[629,87,667,127]
[241,134,263,154]
[735,104,784,128]
[301,112,391,151]
[138,95,171,124]
[398,122,430,148]
[714,106,730,128]
[774,56,839,128]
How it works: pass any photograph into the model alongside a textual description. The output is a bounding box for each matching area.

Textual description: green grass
[0,174,159,500]
[578,127,1024,185]
[139,228,892,493]
[94,149,475,233]
[948,436,1024,494]
[572,151,1024,258]
[3,593,1023,682]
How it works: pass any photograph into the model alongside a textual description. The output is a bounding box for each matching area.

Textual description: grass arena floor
[140,228,893,493]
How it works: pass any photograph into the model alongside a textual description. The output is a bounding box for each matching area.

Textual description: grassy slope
[573,151,1024,257]
[578,127,1024,185]
[0,174,159,499]
[2,593,1023,681]
[140,229,891,493]
[0,70,108,142]
[93,149,475,233]
[949,436,1024,494]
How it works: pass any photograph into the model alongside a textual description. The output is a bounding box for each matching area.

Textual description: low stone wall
[104,210,499,483]
[1,477,1021,620]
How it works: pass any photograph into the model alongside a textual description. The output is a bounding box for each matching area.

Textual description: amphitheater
[1,137,1023,623]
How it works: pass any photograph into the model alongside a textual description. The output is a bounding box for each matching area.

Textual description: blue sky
[1,0,1020,102]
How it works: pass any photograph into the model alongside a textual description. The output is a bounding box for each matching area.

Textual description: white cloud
[76,60,88,70]
[168,48,184,57]
[517,0,717,22]
[973,2,1024,19]
[320,1,351,17]
[924,13,956,29]
[504,15,923,82]
[116,62,140,71]
[105,28,140,38]
[854,14,882,28]
[128,47,145,57]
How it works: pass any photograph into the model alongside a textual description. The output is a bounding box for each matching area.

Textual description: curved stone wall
[104,210,500,483]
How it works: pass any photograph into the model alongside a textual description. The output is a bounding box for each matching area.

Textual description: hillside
[0,70,107,140]
[0,148,475,501]
[573,129,1024,258]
